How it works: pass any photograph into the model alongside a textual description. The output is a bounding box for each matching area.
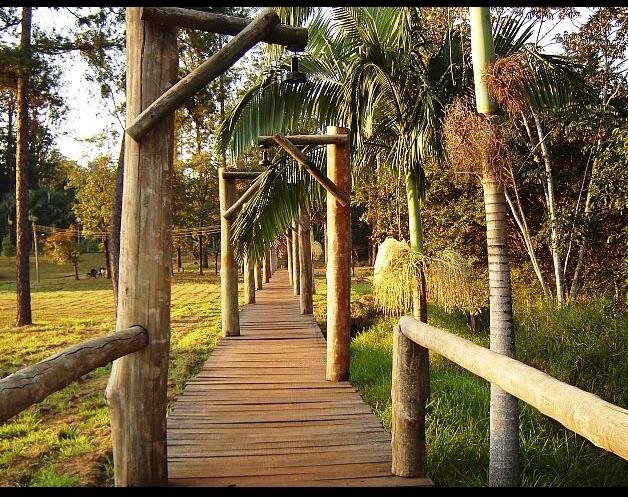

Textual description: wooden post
[326,126,351,382]
[310,228,316,294]
[219,168,240,337]
[286,234,293,283]
[298,213,313,314]
[271,244,278,272]
[292,220,300,295]
[391,325,429,477]
[244,254,255,304]
[254,260,263,290]
[263,251,270,283]
[105,8,177,486]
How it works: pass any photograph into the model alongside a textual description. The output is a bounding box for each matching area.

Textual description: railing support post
[391,324,429,477]
[219,167,240,336]
[325,126,351,381]
[105,7,177,486]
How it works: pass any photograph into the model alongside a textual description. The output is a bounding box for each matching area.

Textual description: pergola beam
[273,134,349,207]
[141,7,307,50]
[221,170,262,180]
[258,134,349,147]
[126,8,280,141]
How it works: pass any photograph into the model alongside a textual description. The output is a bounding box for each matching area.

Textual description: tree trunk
[254,260,262,290]
[531,111,564,304]
[471,7,519,486]
[105,9,177,486]
[198,232,204,275]
[15,7,32,327]
[176,246,182,272]
[405,171,427,323]
[286,234,293,283]
[110,136,125,312]
[215,250,219,275]
[310,228,316,294]
[104,236,112,279]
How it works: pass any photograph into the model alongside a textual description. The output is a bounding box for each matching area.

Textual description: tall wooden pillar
[292,220,300,295]
[105,8,177,486]
[219,167,240,337]
[298,213,313,314]
[271,245,278,272]
[254,260,263,290]
[286,234,293,283]
[244,254,255,304]
[326,126,351,382]
[310,228,316,294]
[263,251,270,283]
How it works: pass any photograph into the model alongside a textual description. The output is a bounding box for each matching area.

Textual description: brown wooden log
[298,213,313,315]
[0,326,147,424]
[219,167,240,337]
[254,260,263,290]
[398,315,628,462]
[105,8,177,486]
[391,325,428,477]
[286,234,293,283]
[141,7,307,50]
[258,134,349,147]
[223,174,263,221]
[292,220,300,295]
[271,244,278,272]
[325,126,351,382]
[263,251,271,283]
[273,134,349,207]
[221,170,262,180]
[244,255,255,304]
[126,8,280,141]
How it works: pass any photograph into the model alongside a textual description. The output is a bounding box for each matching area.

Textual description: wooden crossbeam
[126,8,280,141]
[222,172,265,221]
[221,170,262,180]
[258,134,349,147]
[141,7,307,50]
[272,134,349,207]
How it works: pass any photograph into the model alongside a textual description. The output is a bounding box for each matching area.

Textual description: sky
[29,7,591,166]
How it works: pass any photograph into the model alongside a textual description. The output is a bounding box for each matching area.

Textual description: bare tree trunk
[531,111,564,304]
[73,261,79,281]
[110,136,125,310]
[15,7,32,327]
[470,7,518,485]
[104,236,111,279]
[176,246,182,272]
[569,161,598,300]
[483,171,519,486]
[198,232,204,275]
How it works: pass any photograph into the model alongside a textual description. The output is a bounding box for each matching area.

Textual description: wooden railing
[391,315,628,477]
[0,326,148,423]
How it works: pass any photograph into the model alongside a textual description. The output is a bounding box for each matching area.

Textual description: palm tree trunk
[15,7,32,327]
[531,111,564,304]
[405,171,427,323]
[470,6,518,486]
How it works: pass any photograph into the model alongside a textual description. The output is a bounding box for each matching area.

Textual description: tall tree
[469,6,518,486]
[15,7,32,326]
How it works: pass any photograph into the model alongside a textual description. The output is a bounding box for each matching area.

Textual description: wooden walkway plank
[166,269,432,487]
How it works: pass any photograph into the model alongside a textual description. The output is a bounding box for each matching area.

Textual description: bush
[1,236,15,257]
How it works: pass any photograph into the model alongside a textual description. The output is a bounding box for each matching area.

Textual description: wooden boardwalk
[167,269,431,487]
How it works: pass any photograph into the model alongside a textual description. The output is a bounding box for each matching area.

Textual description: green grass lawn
[1,255,626,486]
[312,265,628,487]
[0,253,224,486]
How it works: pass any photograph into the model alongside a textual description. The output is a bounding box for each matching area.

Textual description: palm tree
[218,7,469,321]
[469,6,518,486]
